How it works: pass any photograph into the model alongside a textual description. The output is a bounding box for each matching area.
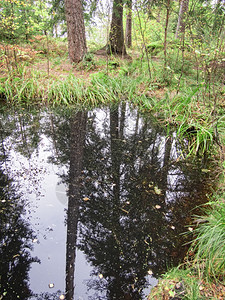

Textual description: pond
[0,102,214,300]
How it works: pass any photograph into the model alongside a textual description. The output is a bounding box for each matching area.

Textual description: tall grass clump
[192,196,225,280]
[48,74,86,106]
[3,74,44,104]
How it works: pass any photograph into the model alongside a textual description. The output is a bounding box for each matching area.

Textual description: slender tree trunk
[65,0,87,63]
[175,0,189,39]
[108,0,127,55]
[125,0,132,48]
[164,0,171,70]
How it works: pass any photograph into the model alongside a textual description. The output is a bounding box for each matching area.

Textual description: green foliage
[0,0,50,42]
[193,197,225,279]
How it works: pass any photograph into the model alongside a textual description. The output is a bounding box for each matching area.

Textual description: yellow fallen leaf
[154,186,162,195]
[83,197,89,201]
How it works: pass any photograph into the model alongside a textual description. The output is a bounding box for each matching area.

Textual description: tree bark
[175,0,189,39]
[108,0,127,55]
[125,0,132,48]
[65,0,87,63]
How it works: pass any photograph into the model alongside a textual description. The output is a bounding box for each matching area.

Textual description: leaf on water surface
[148,270,153,275]
[13,254,20,258]
[83,197,90,201]
[154,186,162,195]
[120,207,129,214]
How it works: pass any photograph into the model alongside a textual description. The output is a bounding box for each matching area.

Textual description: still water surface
[0,103,213,299]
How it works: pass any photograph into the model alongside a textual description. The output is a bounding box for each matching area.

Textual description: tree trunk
[65,0,87,63]
[125,0,132,48]
[108,0,127,55]
[175,0,189,39]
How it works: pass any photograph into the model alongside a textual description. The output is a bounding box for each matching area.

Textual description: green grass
[193,196,225,280]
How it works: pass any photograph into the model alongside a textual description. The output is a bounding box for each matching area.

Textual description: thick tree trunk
[175,0,189,39]
[108,0,127,55]
[65,0,87,63]
[125,0,132,48]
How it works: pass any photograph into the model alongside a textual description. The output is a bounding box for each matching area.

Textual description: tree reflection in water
[65,111,87,300]
[0,103,212,300]
[61,103,211,299]
[0,167,39,299]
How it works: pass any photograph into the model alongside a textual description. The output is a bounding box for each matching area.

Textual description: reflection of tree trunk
[119,102,126,139]
[66,111,87,300]
[110,108,120,201]
[161,137,172,190]
[109,106,125,298]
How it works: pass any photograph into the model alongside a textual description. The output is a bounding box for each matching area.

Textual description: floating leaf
[148,269,153,275]
[83,197,89,201]
[154,186,162,195]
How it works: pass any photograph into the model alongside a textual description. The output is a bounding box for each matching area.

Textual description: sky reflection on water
[0,103,213,299]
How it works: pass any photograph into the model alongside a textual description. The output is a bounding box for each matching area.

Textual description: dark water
[0,103,213,300]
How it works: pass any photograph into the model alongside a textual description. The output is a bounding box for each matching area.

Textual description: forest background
[0,0,225,299]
